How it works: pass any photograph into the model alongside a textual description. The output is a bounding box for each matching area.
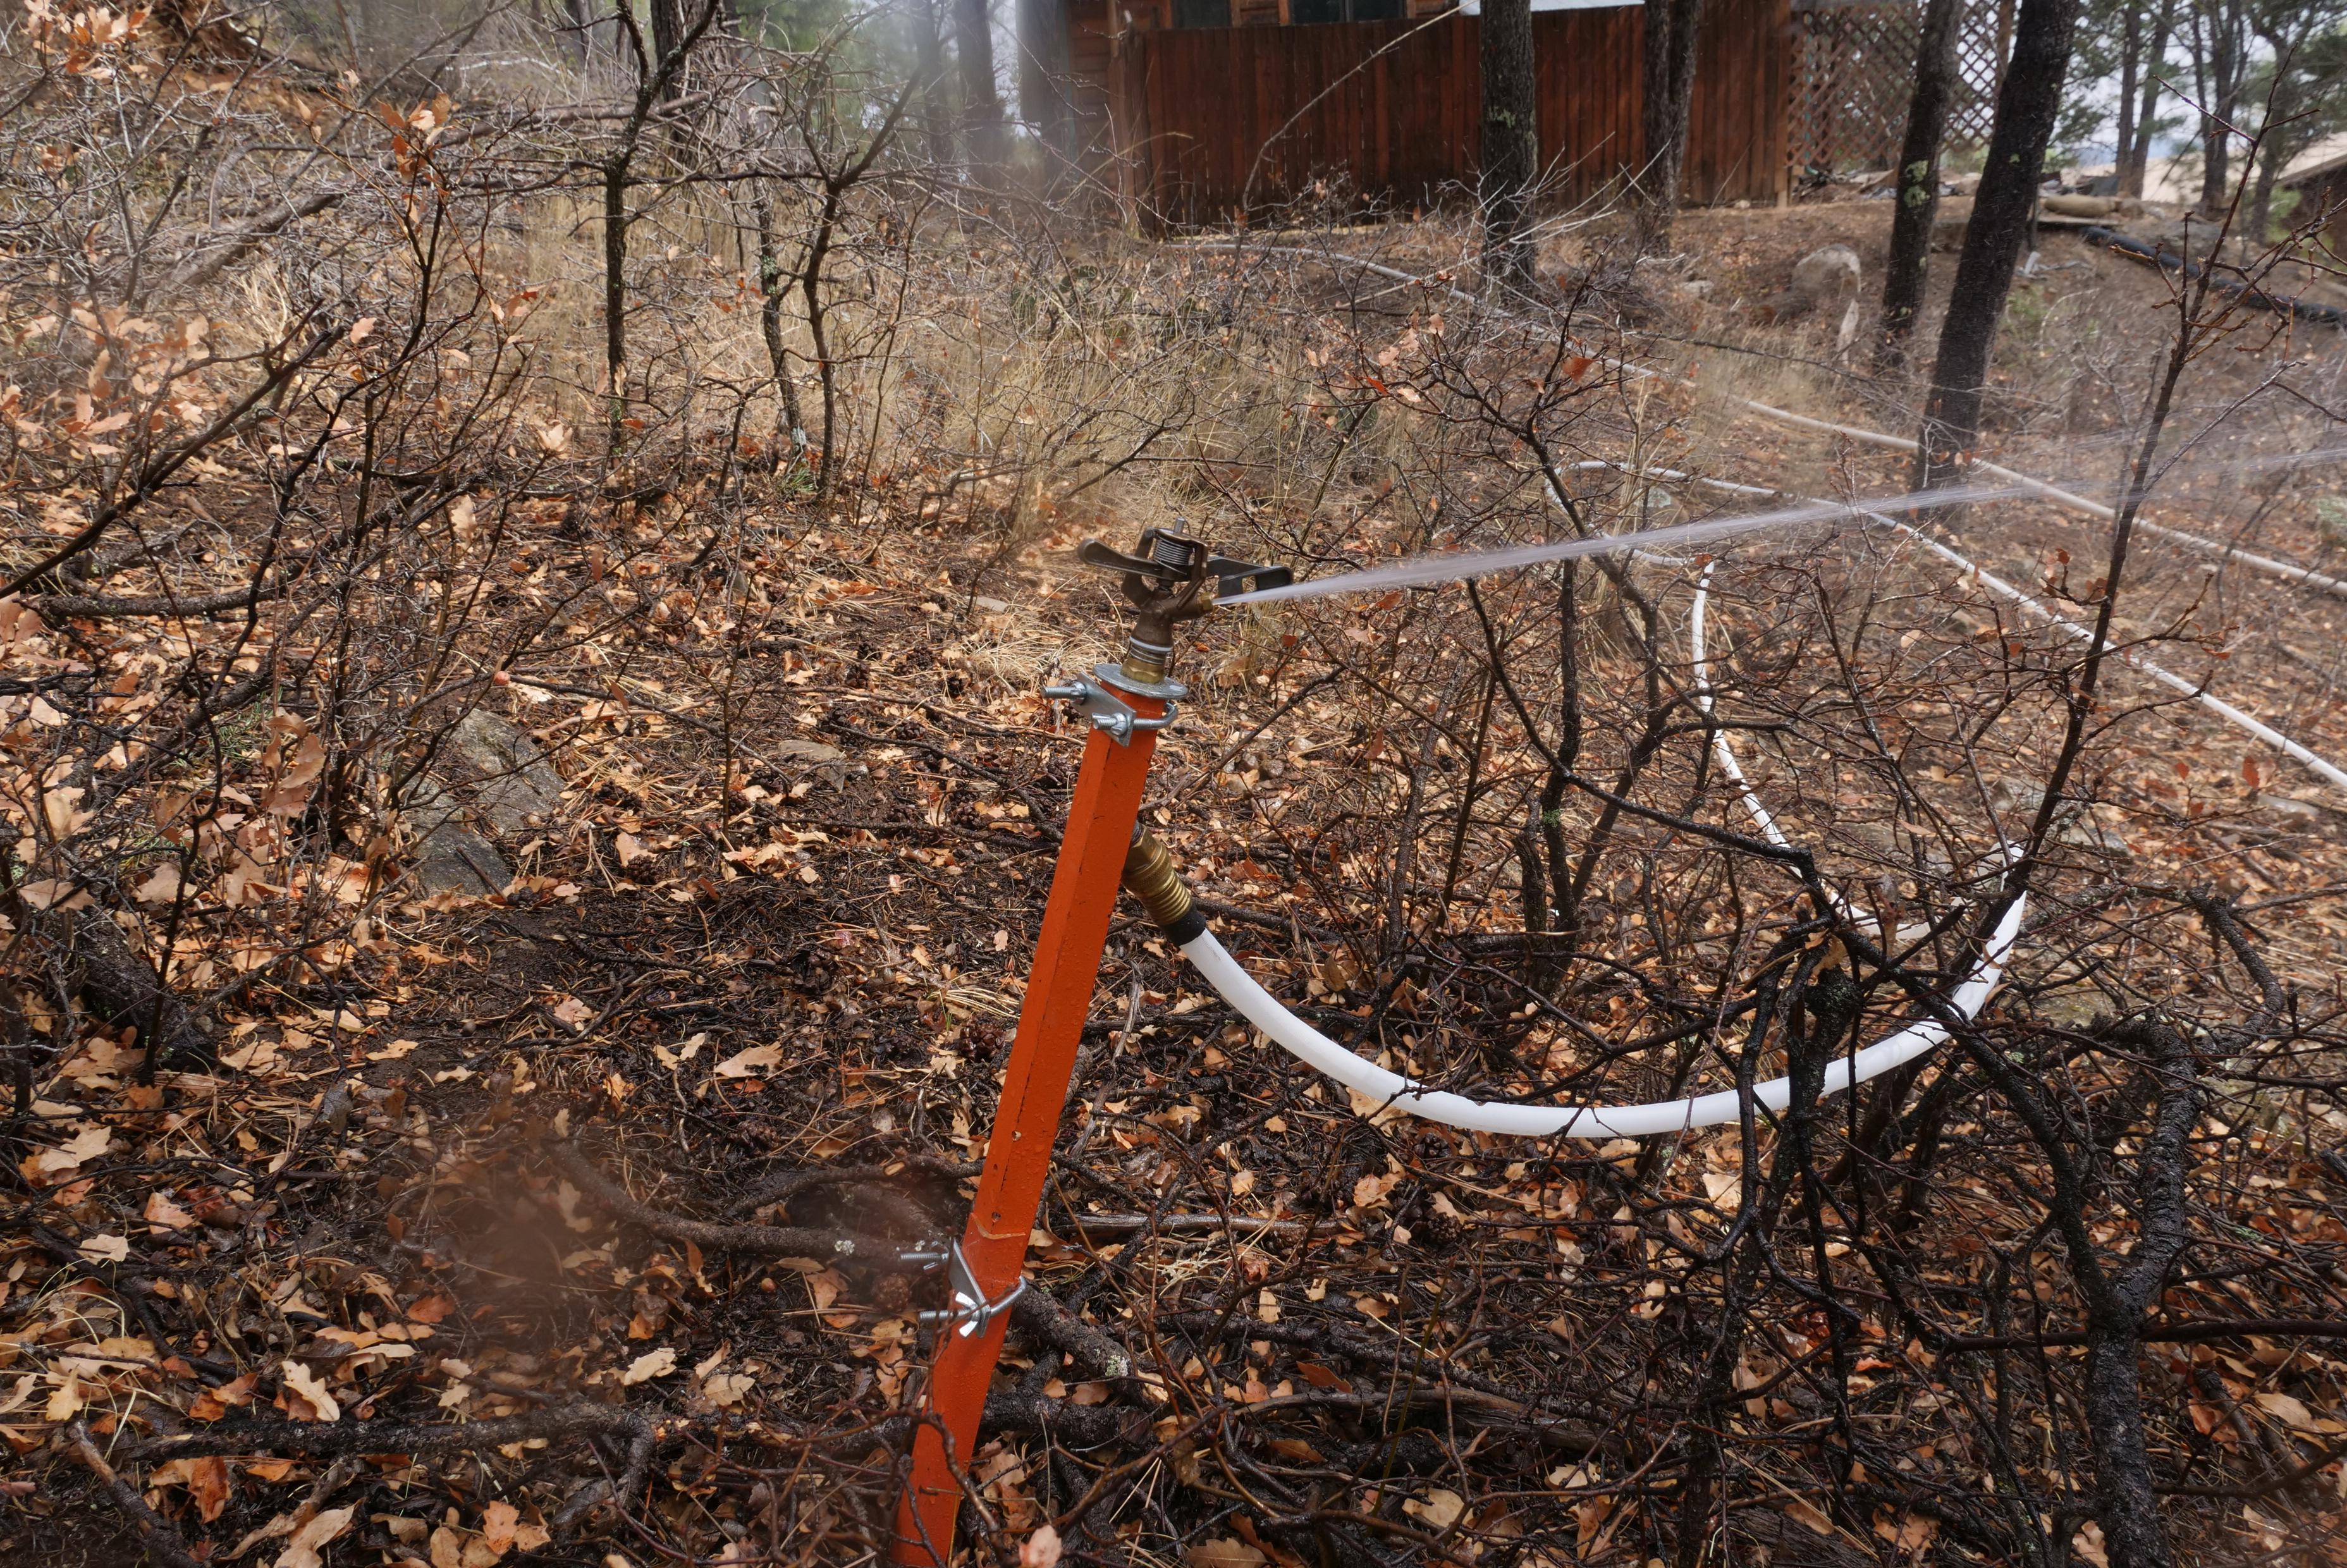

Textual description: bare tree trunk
[604,155,630,439]
[1916,0,2080,489]
[2076,1023,2200,1568]
[1633,0,1705,255]
[955,0,1008,175]
[2248,111,2286,243]
[2117,2,2142,183]
[1877,0,1961,367]
[561,0,594,68]
[2192,0,2243,216]
[912,0,959,168]
[1479,0,1540,295]
[803,185,844,498]
[1017,0,1072,169]
[2247,13,2319,246]
[2122,0,2172,196]
[649,0,686,97]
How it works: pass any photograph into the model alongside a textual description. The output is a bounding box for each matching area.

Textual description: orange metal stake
[892,691,1165,1567]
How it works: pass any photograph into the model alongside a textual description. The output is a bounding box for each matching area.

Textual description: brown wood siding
[1100,0,1791,224]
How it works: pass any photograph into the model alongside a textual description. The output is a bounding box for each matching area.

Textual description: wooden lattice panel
[1791,0,2002,176]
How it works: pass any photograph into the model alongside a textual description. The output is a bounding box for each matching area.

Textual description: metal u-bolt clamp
[1043,670,1179,745]
[900,1240,1028,1339]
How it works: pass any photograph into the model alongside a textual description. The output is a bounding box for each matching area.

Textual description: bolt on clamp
[900,1240,1027,1339]
[1043,670,1179,745]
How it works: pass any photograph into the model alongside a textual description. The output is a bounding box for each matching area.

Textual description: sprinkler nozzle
[1123,828,1206,944]
[1074,531,1294,687]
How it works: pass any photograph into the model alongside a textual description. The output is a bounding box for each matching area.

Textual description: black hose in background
[2080,224,2345,326]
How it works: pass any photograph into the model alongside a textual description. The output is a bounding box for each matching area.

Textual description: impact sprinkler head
[1075,527,1292,687]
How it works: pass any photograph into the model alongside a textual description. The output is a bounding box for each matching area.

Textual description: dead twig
[63,1421,205,1568]
[548,1140,919,1267]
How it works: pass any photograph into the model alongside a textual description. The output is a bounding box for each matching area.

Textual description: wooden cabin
[1059,0,1794,224]
[2279,137,2347,256]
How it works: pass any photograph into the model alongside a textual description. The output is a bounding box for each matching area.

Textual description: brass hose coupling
[1123,826,1206,944]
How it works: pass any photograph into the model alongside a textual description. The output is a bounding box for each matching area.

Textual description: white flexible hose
[1177,536,2027,1138]
[1179,899,2022,1138]
[1177,456,2347,1135]
[1691,560,1794,855]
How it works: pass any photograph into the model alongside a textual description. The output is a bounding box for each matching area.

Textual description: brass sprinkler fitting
[1123,827,1206,944]
[1074,529,1293,692]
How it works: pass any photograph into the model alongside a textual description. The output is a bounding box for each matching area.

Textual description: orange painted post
[891,531,1285,1567]
[892,699,1163,1567]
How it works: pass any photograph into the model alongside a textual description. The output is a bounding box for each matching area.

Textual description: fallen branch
[728,1154,977,1215]
[1057,1213,1308,1237]
[166,191,345,292]
[549,1141,921,1268]
[63,1421,205,1568]
[551,1416,662,1531]
[132,1404,649,1461]
[32,582,286,620]
[1010,1286,1134,1381]
[1939,1316,2347,1352]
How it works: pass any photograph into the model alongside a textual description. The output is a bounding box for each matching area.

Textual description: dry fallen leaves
[1185,1538,1266,1568]
[277,1360,340,1422]
[1784,1497,1835,1536]
[712,1043,784,1079]
[275,1504,355,1568]
[2254,1390,2319,1430]
[144,1189,195,1231]
[702,1370,756,1408]
[24,1124,110,1182]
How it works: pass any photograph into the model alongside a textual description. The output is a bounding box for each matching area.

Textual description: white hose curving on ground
[1167,251,2347,1130]
[1177,900,2023,1139]
[1180,462,2347,1134]
[1179,525,2028,1139]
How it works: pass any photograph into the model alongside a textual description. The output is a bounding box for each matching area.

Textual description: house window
[1289,0,1402,21]
[1174,0,1230,25]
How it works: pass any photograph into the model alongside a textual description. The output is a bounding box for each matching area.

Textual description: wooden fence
[1105,0,1792,226]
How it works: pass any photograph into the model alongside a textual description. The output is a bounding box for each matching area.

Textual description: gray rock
[413,826,512,896]
[773,735,847,786]
[2251,792,2341,830]
[1791,244,1862,307]
[444,709,565,835]
[405,710,566,894]
[2034,987,2108,1029]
